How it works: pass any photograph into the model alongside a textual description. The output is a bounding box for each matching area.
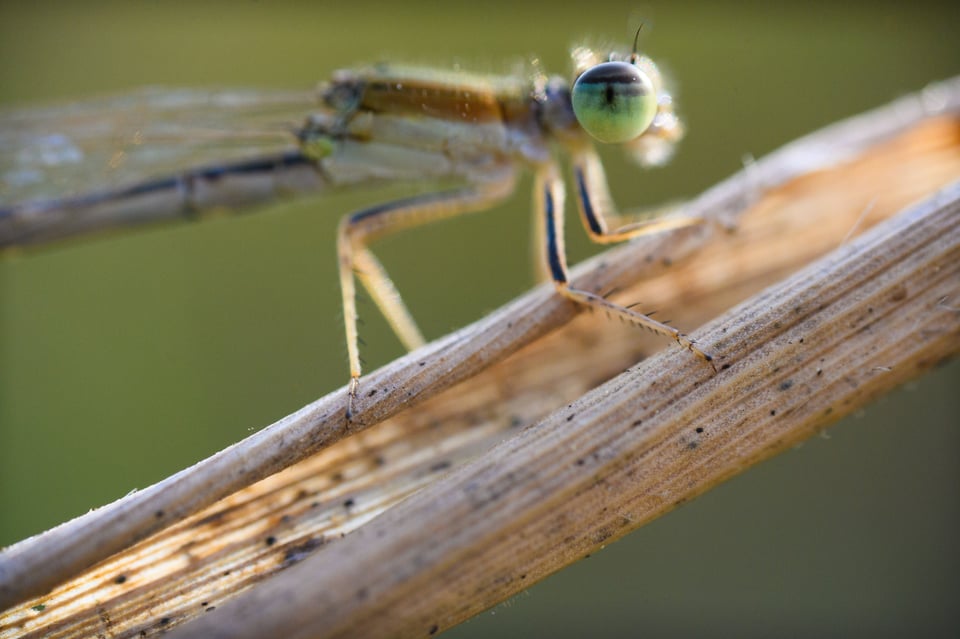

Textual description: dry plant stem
[4,142,956,638]
[191,179,960,637]
[0,77,958,620]
[172,181,960,639]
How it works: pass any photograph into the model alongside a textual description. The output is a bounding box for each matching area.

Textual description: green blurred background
[1,1,957,636]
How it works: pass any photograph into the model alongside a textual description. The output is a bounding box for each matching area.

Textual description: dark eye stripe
[575,64,647,97]
[576,62,641,85]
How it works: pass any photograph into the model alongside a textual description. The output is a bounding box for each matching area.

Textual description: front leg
[536,163,714,367]
[572,146,707,243]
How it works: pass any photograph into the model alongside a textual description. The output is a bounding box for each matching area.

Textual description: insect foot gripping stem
[560,286,717,372]
[346,376,360,422]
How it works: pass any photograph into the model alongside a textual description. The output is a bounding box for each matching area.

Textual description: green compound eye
[571,61,657,144]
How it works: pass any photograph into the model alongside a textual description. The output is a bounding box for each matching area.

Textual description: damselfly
[0,34,713,418]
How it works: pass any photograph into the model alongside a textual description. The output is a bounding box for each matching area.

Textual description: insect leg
[536,163,714,366]
[339,173,516,419]
[572,147,706,243]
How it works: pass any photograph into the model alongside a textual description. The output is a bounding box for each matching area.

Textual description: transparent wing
[0,86,319,206]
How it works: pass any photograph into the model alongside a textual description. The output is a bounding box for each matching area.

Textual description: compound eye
[571,61,657,144]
